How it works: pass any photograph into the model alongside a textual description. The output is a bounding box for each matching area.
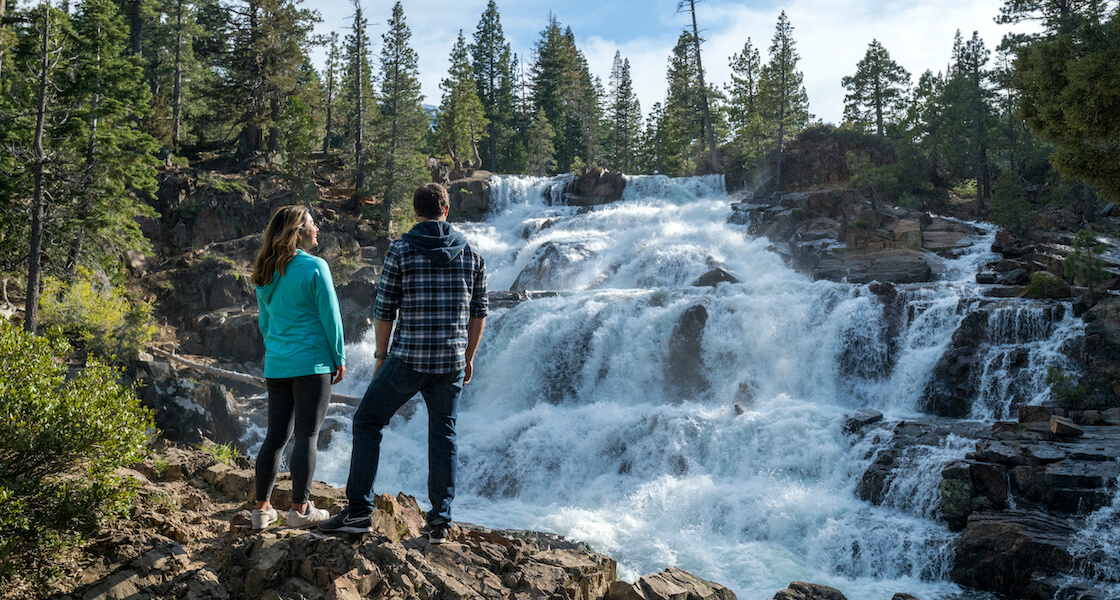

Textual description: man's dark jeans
[346,356,463,525]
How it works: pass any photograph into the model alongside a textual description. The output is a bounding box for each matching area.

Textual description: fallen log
[149,347,362,406]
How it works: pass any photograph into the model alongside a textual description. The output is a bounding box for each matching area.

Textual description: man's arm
[371,318,394,378]
[463,316,485,385]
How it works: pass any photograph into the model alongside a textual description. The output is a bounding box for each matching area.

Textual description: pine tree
[526,107,556,176]
[470,0,516,172]
[223,0,319,156]
[529,16,599,173]
[1014,8,1120,204]
[726,37,768,166]
[676,0,719,170]
[663,30,703,176]
[341,0,373,190]
[321,31,339,153]
[604,51,641,173]
[63,0,159,279]
[760,10,810,190]
[371,1,428,231]
[997,0,1110,34]
[436,30,487,169]
[940,30,996,205]
[842,39,910,136]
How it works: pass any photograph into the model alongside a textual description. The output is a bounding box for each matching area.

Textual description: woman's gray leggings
[255,373,332,505]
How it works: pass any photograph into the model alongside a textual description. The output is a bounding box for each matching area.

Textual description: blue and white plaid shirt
[373,237,487,373]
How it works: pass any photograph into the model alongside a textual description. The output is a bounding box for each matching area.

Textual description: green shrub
[1046,367,1087,409]
[197,440,239,467]
[38,271,157,362]
[1064,229,1109,294]
[1021,271,1072,299]
[0,322,153,583]
[951,179,978,199]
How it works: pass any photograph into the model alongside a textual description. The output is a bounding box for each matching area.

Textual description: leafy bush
[0,322,153,582]
[1046,367,1087,409]
[951,179,978,200]
[1064,229,1109,294]
[38,270,156,362]
[1021,271,1071,299]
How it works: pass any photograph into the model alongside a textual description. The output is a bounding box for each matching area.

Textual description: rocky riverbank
[21,443,888,600]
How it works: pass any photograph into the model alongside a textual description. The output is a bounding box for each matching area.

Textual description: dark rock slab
[950,510,1076,600]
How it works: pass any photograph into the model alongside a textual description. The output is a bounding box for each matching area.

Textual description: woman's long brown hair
[252,206,310,287]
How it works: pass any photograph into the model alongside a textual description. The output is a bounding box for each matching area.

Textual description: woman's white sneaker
[287,501,330,528]
[251,507,278,530]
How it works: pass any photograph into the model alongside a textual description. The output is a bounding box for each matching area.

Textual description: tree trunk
[776,47,787,192]
[323,63,333,154]
[687,0,720,172]
[383,88,399,229]
[268,94,281,152]
[172,0,183,150]
[26,4,50,333]
[353,19,365,190]
[130,0,141,56]
[69,32,101,283]
[0,0,8,79]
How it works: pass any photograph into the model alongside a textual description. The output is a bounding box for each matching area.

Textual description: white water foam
[278,175,1092,600]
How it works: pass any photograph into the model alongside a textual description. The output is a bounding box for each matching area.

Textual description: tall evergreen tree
[436,30,487,168]
[676,0,719,170]
[663,30,703,176]
[341,0,373,190]
[997,0,1110,34]
[371,1,428,231]
[63,0,159,279]
[604,51,641,173]
[726,37,768,165]
[940,30,996,204]
[470,0,516,172]
[529,16,599,173]
[760,10,810,190]
[526,107,556,176]
[321,31,339,153]
[1014,7,1120,203]
[842,39,910,136]
[223,0,319,156]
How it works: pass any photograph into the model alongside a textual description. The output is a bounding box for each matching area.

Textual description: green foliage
[1015,11,1120,204]
[470,0,519,173]
[952,179,979,199]
[846,151,900,201]
[1064,229,1109,292]
[604,51,641,173]
[196,440,239,466]
[530,16,603,174]
[38,271,157,362]
[1022,270,1072,298]
[370,1,430,232]
[526,108,557,176]
[1046,366,1088,409]
[0,321,153,582]
[990,170,1035,232]
[436,31,488,166]
[842,39,911,136]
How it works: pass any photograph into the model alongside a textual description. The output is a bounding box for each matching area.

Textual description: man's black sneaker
[318,507,374,534]
[428,522,451,544]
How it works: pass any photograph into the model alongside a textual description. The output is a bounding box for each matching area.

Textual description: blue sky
[305,0,1037,125]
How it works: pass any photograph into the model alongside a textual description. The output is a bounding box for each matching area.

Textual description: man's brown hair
[414,183,450,219]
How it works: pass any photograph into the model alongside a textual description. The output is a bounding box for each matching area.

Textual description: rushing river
[253,174,1105,600]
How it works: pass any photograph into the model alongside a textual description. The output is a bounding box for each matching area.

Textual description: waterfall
[299,174,1094,600]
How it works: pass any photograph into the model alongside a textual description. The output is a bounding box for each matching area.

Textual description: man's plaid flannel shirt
[373,238,487,373]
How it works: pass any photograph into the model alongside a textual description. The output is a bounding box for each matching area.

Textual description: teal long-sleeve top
[256,250,346,378]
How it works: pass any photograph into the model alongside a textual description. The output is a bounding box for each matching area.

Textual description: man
[321,183,487,544]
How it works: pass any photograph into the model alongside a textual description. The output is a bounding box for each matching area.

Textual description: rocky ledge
[41,442,871,600]
[729,189,981,284]
[847,406,1120,600]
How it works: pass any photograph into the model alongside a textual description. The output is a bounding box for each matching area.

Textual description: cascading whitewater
[294,174,1098,600]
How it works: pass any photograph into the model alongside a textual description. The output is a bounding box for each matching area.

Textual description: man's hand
[463,359,474,385]
[331,364,346,384]
[372,357,386,380]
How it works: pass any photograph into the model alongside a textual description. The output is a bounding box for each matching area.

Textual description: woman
[250,205,346,529]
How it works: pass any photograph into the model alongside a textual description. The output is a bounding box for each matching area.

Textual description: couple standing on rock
[249,183,488,545]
